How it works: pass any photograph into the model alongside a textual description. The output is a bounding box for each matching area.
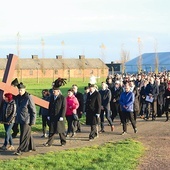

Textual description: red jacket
[66,95,79,116]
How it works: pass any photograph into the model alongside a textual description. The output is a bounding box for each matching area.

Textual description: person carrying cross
[14,82,36,155]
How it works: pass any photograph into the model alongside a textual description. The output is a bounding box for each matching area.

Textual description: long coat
[132,87,140,112]
[85,90,101,125]
[48,94,66,133]
[15,92,36,125]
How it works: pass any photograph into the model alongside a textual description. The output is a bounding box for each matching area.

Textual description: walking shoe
[89,138,94,141]
[41,134,48,138]
[76,129,81,133]
[99,129,105,133]
[14,150,22,156]
[111,125,115,131]
[71,133,76,137]
[0,145,7,151]
[61,143,66,146]
[134,128,138,133]
[121,132,127,135]
[43,143,51,147]
[7,145,15,151]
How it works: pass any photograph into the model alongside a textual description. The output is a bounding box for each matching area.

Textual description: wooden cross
[0,54,49,109]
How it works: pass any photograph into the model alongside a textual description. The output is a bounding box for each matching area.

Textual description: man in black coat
[86,84,101,141]
[14,82,36,155]
[145,76,159,120]
[99,82,114,132]
[72,84,84,132]
[44,86,66,147]
[110,80,123,122]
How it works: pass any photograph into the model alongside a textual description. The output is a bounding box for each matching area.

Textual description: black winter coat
[15,92,36,125]
[85,90,101,125]
[0,100,16,124]
[48,94,66,133]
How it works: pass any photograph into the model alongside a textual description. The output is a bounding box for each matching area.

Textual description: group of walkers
[0,71,170,155]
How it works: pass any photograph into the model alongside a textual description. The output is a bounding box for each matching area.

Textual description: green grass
[0,139,144,170]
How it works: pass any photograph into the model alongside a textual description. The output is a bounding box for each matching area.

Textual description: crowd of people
[0,72,170,155]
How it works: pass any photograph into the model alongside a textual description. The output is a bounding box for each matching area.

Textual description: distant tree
[120,44,130,74]
[137,37,142,74]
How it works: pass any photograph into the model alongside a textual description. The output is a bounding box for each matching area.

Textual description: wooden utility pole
[16,32,22,79]
[154,39,159,74]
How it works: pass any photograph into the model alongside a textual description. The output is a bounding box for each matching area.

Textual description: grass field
[0,139,144,170]
[0,78,145,170]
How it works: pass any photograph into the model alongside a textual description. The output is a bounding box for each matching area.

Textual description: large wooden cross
[0,54,49,109]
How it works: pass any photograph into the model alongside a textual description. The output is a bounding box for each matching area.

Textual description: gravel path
[0,116,170,170]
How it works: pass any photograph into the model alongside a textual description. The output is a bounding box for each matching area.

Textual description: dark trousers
[42,115,49,135]
[4,123,14,146]
[146,101,157,119]
[140,103,147,116]
[89,124,97,139]
[17,124,35,152]
[66,115,75,134]
[100,108,113,130]
[74,119,81,131]
[157,104,164,117]
[111,102,123,123]
[122,111,137,132]
[12,123,19,137]
[47,132,66,145]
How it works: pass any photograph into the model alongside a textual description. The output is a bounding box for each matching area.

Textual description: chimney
[79,55,85,59]
[56,55,62,59]
[32,55,38,59]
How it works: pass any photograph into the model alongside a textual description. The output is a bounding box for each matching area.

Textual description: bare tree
[137,37,143,73]
[120,44,130,74]
[99,43,106,79]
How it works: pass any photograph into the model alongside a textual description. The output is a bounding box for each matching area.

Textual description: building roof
[0,56,108,70]
[125,52,170,73]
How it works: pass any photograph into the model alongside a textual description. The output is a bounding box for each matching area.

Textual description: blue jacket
[119,91,134,112]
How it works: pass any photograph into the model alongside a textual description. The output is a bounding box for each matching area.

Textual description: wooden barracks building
[0,55,109,80]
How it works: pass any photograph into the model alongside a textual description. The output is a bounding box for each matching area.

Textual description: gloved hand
[59,117,64,121]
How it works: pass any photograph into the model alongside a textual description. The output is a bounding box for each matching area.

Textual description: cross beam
[0,54,49,109]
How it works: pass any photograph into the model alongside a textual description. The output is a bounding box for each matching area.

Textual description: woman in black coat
[0,93,16,151]
[86,84,101,141]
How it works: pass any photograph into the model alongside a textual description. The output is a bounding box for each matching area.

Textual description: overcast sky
[0,0,169,62]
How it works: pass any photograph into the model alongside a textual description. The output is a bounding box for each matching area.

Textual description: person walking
[110,80,123,122]
[10,78,19,138]
[145,76,159,120]
[39,89,50,138]
[0,93,16,151]
[119,82,137,135]
[164,82,170,121]
[44,85,67,147]
[14,82,36,155]
[99,82,114,133]
[72,84,84,133]
[86,84,101,141]
[65,88,79,138]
